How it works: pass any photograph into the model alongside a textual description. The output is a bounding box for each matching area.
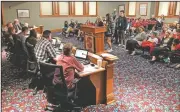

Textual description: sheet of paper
[101,53,114,57]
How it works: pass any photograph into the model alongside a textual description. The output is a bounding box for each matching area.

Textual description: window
[176,2,180,15]
[127,2,136,16]
[75,2,83,15]
[89,2,97,15]
[156,2,179,17]
[59,2,69,15]
[158,2,169,16]
[40,2,97,17]
[40,2,53,15]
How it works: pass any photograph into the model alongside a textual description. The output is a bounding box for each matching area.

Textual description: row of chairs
[3,33,82,111]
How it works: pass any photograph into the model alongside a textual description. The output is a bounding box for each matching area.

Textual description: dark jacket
[13,23,22,33]
[25,36,37,61]
[97,21,104,27]
[160,37,174,50]
[115,16,127,31]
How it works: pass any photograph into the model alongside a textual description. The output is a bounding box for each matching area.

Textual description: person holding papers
[53,43,84,89]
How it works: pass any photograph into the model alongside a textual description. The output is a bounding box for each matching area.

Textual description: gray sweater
[135,32,147,41]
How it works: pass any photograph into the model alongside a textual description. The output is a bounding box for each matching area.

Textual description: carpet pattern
[1,33,180,112]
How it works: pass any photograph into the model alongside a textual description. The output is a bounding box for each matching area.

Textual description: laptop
[75,49,88,60]
[75,49,89,65]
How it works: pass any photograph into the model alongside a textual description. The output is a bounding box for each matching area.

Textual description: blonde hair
[96,16,103,22]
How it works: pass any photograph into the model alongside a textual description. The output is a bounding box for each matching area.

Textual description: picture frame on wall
[139,3,148,16]
[119,5,125,12]
[17,9,30,18]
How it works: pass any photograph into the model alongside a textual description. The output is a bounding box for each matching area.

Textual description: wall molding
[50,28,62,33]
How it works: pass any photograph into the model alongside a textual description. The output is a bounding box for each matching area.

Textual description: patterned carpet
[1,33,180,112]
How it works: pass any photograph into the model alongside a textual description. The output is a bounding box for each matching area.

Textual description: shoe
[149,60,156,64]
[107,49,113,52]
[121,45,124,48]
[130,51,135,55]
[175,64,180,69]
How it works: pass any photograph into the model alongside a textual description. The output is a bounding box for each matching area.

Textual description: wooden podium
[80,25,106,53]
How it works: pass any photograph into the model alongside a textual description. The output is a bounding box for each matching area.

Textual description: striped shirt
[34,38,56,62]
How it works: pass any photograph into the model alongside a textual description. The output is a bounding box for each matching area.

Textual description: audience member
[115,10,127,47]
[141,31,159,53]
[150,15,157,21]
[62,21,68,32]
[53,43,84,89]
[126,26,147,55]
[6,27,17,52]
[74,20,82,40]
[18,27,29,56]
[25,29,37,61]
[150,30,174,63]
[34,30,56,62]
[24,23,29,27]
[159,25,168,39]
[13,19,22,33]
[105,13,114,52]
[65,19,75,37]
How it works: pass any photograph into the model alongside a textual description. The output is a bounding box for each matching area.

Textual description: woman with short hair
[53,43,84,89]
[126,26,147,55]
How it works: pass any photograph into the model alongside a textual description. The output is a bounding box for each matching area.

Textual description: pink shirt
[53,54,84,88]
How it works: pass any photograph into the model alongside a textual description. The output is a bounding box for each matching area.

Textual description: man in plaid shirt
[34,30,56,62]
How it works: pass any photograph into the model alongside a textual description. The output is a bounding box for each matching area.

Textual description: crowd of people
[2,11,180,91]
[102,10,180,68]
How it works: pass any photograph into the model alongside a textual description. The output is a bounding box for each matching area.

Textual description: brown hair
[8,27,15,35]
[63,43,73,56]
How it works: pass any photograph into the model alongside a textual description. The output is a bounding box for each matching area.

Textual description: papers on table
[100,53,118,60]
[101,53,115,57]
[76,64,105,76]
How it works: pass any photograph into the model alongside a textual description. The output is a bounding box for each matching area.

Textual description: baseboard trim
[50,28,62,33]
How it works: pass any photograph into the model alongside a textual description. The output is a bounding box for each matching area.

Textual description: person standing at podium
[115,10,127,47]
[95,16,104,27]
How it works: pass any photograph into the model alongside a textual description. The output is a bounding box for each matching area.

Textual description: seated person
[65,19,75,37]
[53,43,84,89]
[141,31,159,53]
[25,29,37,61]
[159,25,168,40]
[131,19,141,35]
[18,27,29,56]
[62,21,68,33]
[13,19,22,34]
[4,22,14,32]
[170,21,178,30]
[24,23,29,27]
[126,26,147,55]
[6,27,18,52]
[74,20,83,39]
[171,38,180,51]
[149,30,174,63]
[34,30,56,62]
[175,28,180,40]
[95,16,104,27]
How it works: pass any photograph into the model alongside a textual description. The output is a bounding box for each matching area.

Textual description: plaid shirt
[34,38,56,62]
